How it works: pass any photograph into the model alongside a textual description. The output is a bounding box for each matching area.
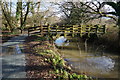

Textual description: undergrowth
[34,40,97,80]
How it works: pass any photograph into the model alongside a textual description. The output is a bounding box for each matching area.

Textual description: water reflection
[55,36,69,46]
[86,56,115,71]
[15,45,22,54]
[55,36,119,78]
[2,46,15,56]
[1,44,23,56]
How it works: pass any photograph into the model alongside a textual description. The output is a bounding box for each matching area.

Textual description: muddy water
[55,36,119,78]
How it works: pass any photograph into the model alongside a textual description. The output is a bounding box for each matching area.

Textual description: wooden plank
[28,25,106,37]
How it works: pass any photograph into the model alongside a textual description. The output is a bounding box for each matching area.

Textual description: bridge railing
[28,26,41,36]
[28,25,106,37]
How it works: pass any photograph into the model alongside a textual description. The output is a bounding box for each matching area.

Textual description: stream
[55,36,119,78]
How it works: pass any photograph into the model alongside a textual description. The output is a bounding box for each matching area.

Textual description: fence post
[40,25,43,36]
[72,25,73,37]
[28,28,29,36]
[27,24,105,37]
[94,25,98,34]
[103,25,106,34]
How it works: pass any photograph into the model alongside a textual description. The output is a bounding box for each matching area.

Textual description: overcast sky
[2,0,116,18]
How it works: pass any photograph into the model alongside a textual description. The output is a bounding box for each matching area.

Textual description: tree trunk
[85,38,88,52]
[20,2,23,33]
[20,2,30,33]
[1,4,14,32]
[118,17,120,47]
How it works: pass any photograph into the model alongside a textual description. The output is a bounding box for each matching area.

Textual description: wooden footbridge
[28,25,106,37]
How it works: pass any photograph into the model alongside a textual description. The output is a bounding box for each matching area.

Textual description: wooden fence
[28,25,106,37]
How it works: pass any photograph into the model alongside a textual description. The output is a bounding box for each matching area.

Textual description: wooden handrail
[28,25,106,37]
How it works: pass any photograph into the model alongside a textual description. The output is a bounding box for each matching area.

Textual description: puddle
[15,45,22,54]
[1,34,27,78]
[1,44,23,56]
[2,46,15,56]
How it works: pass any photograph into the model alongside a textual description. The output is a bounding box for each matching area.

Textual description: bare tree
[1,1,16,32]
[83,1,120,45]
[16,1,31,33]
[54,1,99,25]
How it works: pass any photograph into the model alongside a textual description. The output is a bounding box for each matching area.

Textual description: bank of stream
[55,36,119,78]
[24,35,94,79]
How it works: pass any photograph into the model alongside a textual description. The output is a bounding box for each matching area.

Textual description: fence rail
[28,25,106,37]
